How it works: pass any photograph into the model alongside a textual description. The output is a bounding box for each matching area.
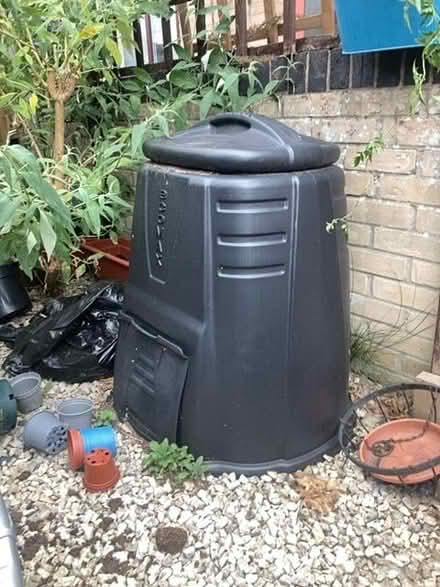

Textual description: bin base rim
[205,432,341,476]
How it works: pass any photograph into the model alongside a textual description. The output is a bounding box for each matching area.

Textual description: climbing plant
[403,0,440,110]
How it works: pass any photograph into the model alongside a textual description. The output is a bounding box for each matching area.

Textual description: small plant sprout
[326,216,349,239]
[143,438,208,484]
[95,408,117,428]
[353,136,385,168]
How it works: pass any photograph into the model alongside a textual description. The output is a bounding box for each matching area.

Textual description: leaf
[171,60,198,71]
[131,122,146,158]
[39,210,57,260]
[221,72,240,94]
[121,80,142,93]
[105,38,122,66]
[167,69,198,90]
[0,93,16,108]
[129,94,141,115]
[28,174,71,224]
[133,68,153,84]
[7,145,40,175]
[107,175,121,194]
[116,19,134,44]
[173,44,192,62]
[26,231,37,253]
[78,24,104,40]
[242,93,267,110]
[263,80,281,96]
[215,20,232,34]
[29,93,38,114]
[87,202,101,235]
[199,89,216,120]
[106,193,133,208]
[0,197,18,227]
[154,115,170,137]
[201,48,214,72]
[75,264,86,279]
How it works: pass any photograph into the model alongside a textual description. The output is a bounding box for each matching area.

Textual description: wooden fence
[131,0,335,70]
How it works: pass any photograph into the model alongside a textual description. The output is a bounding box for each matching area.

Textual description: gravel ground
[1,288,440,587]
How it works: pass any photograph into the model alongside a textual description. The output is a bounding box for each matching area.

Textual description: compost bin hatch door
[143,113,340,174]
[119,313,188,442]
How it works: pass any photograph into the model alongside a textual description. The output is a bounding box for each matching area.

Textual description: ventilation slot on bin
[218,265,286,279]
[217,233,287,247]
[117,313,188,442]
[216,199,288,214]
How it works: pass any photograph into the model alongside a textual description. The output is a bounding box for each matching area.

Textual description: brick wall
[253,83,440,382]
[163,41,440,382]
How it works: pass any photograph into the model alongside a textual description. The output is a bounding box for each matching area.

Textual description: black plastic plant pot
[0,380,17,434]
[0,263,31,323]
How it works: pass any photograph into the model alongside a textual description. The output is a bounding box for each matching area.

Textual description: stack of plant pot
[4,382,120,491]
[1,371,42,437]
[21,395,93,456]
[68,425,119,492]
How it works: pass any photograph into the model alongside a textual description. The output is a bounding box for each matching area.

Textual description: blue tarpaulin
[335,0,439,54]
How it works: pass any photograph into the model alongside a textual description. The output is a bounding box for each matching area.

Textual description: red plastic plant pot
[68,428,85,470]
[82,238,131,281]
[83,449,120,492]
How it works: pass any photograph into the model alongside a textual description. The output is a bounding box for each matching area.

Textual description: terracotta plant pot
[68,426,117,470]
[67,428,84,470]
[359,418,440,485]
[82,238,131,281]
[83,449,120,492]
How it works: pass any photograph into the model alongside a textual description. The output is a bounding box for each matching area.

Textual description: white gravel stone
[1,303,439,586]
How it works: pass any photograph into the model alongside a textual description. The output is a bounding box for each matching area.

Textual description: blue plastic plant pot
[82,426,117,457]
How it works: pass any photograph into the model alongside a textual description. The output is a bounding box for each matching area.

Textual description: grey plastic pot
[56,398,94,430]
[23,411,67,455]
[9,372,41,414]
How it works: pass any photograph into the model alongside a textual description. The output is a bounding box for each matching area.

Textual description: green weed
[143,438,208,484]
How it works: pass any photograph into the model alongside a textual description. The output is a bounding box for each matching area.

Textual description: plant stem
[20,117,43,160]
[54,99,65,189]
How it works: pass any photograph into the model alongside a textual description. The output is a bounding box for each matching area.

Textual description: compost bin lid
[143,113,340,174]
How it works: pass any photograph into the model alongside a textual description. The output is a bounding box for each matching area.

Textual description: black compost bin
[113,113,350,474]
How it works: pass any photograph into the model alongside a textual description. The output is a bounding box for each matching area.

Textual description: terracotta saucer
[359,418,440,484]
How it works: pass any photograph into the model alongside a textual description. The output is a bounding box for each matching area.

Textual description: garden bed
[0,286,440,586]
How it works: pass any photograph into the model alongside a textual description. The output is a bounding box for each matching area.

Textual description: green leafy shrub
[143,438,208,484]
[0,0,285,287]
